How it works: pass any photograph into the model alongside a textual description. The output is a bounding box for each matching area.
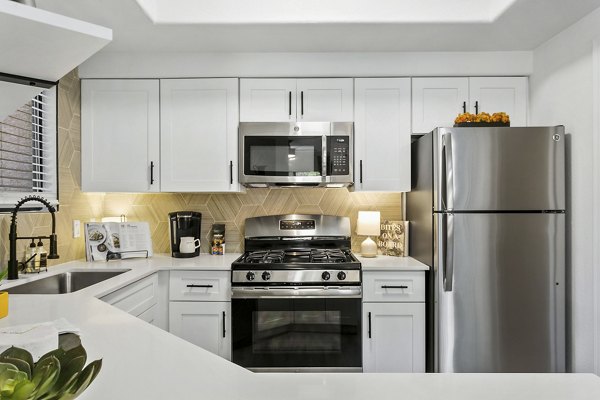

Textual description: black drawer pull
[222,311,226,338]
[381,285,409,289]
[186,284,213,288]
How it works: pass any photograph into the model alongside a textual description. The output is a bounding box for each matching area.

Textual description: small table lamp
[356,211,381,258]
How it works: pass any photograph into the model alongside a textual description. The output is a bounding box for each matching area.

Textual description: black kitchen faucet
[7,195,59,280]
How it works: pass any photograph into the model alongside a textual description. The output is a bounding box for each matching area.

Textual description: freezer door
[436,213,565,372]
[433,127,565,211]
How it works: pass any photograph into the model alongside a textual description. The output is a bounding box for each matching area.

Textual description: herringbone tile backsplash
[0,70,403,267]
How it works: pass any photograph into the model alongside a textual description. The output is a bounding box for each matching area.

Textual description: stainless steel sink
[5,269,131,294]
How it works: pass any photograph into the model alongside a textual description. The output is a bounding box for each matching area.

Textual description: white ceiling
[135,0,517,24]
[36,0,600,52]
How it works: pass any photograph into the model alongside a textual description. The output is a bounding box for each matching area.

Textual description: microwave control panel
[327,136,350,176]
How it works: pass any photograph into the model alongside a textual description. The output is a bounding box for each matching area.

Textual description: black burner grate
[244,250,285,264]
[309,249,347,263]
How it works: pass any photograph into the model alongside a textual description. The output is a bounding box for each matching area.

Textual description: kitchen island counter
[0,256,598,399]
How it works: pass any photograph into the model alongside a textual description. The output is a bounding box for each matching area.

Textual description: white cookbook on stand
[84,222,153,261]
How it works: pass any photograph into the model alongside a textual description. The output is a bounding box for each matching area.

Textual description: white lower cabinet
[362,270,426,373]
[100,272,168,331]
[169,301,231,360]
[168,270,231,360]
[363,302,425,373]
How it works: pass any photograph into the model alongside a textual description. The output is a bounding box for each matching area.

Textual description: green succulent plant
[0,335,101,400]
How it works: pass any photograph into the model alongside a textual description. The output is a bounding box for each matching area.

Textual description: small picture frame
[377,221,409,257]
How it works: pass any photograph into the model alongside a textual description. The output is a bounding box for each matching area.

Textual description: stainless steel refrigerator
[407,126,566,373]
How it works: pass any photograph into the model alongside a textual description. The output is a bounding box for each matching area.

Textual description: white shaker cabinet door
[354,78,411,191]
[469,77,528,127]
[169,301,231,360]
[240,79,297,122]
[81,79,160,192]
[363,302,426,373]
[160,78,240,192]
[296,78,354,122]
[412,77,469,133]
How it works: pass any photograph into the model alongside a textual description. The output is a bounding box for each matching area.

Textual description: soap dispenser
[27,239,36,271]
[36,239,48,271]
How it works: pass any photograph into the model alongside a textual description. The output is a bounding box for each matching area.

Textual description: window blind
[0,86,58,208]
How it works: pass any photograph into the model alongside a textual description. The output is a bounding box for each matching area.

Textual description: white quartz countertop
[358,255,429,271]
[0,255,598,399]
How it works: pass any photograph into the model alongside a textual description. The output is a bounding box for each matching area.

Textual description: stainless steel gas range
[231,214,362,372]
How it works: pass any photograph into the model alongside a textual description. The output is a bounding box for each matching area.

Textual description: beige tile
[207,194,242,222]
[294,204,323,215]
[292,188,326,205]
[319,188,356,216]
[237,188,270,206]
[262,189,299,216]
[182,193,211,206]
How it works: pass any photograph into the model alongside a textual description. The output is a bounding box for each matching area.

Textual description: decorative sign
[377,220,409,257]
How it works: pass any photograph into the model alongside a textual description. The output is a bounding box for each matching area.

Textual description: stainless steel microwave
[239,122,354,188]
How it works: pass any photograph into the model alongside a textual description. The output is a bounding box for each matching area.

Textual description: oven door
[231,287,362,372]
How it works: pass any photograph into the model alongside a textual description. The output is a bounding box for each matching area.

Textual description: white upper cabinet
[296,78,354,121]
[354,78,411,192]
[412,77,469,134]
[240,79,297,122]
[160,78,240,192]
[469,77,528,127]
[81,79,160,192]
[240,78,353,122]
[412,76,529,133]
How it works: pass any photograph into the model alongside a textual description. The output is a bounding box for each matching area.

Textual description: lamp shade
[356,211,381,236]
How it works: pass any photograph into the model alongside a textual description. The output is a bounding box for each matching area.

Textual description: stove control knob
[337,271,347,281]
[321,271,331,281]
[246,271,255,281]
[262,271,271,281]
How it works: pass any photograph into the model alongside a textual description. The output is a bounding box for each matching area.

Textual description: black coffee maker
[169,211,202,258]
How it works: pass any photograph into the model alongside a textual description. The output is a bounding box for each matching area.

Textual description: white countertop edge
[358,255,430,271]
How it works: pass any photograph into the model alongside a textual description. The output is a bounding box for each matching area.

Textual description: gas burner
[245,250,285,264]
[310,249,347,263]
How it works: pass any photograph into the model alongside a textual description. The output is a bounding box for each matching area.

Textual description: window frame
[0,73,59,212]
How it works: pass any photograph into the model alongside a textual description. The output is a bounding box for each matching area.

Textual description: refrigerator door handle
[443,213,455,292]
[442,134,454,211]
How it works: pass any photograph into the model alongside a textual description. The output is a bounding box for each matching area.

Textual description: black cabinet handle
[150,161,155,185]
[229,161,233,184]
[186,284,213,288]
[300,91,304,117]
[462,101,466,114]
[381,285,409,289]
[359,160,363,183]
[368,311,372,339]
[475,101,479,114]
[288,91,292,117]
[222,311,226,338]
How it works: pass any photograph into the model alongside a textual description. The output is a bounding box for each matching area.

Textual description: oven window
[244,136,322,176]
[232,298,361,369]
[253,310,342,353]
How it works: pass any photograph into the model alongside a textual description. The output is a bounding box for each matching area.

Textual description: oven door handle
[231,286,362,299]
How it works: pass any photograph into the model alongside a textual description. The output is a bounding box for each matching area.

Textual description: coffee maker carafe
[169,211,202,258]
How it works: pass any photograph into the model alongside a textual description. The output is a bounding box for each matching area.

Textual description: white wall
[529,6,600,373]
[78,51,532,78]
